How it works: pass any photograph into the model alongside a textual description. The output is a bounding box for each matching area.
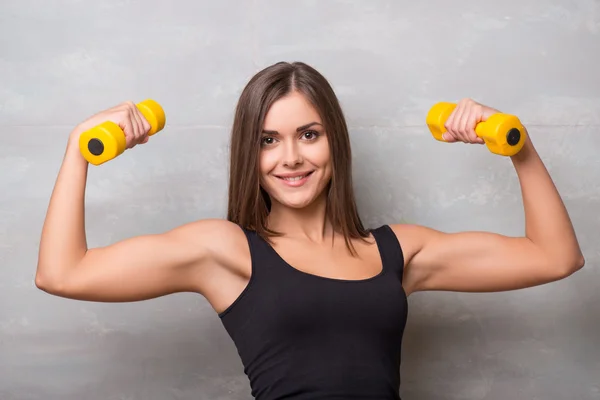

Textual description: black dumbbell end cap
[506,128,521,146]
[88,138,104,156]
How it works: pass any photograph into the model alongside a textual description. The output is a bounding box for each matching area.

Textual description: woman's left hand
[442,98,500,144]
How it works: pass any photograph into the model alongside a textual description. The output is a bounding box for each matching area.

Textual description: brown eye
[302,130,319,140]
[261,136,275,146]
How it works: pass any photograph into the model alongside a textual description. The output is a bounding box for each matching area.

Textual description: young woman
[36,61,585,399]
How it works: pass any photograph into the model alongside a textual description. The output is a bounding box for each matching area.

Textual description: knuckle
[119,109,130,120]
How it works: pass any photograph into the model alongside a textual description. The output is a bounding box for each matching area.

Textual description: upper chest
[216,227,411,348]
[267,234,384,281]
[208,225,419,315]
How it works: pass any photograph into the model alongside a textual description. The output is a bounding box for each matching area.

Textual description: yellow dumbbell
[426,102,527,156]
[79,99,166,165]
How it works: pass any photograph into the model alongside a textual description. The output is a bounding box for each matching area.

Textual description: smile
[275,171,314,187]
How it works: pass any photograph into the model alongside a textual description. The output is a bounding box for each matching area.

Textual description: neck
[266,191,333,243]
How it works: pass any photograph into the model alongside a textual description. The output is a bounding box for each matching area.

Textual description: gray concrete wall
[1,1,598,399]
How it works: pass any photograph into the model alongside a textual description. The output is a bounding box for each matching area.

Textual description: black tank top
[219,224,408,400]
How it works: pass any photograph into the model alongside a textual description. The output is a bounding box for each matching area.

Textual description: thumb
[442,132,456,142]
[481,107,499,122]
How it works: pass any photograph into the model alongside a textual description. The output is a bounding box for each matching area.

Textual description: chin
[267,189,320,210]
[280,195,319,209]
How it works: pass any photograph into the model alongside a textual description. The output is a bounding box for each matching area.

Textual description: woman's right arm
[35,102,232,302]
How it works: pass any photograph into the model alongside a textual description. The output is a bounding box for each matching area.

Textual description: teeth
[283,175,306,181]
[281,173,309,181]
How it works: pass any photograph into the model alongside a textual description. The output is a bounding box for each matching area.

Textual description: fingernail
[442,133,448,141]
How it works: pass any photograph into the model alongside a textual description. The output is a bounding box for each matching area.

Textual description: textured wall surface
[1,1,599,399]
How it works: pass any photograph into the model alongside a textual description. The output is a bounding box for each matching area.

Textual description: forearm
[37,134,89,285]
[511,135,584,270]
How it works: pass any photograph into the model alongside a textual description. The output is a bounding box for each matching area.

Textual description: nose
[282,140,302,167]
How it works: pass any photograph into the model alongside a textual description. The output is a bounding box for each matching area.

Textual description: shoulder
[167,218,250,264]
[169,218,246,242]
[386,223,441,262]
[386,223,445,295]
[166,219,252,302]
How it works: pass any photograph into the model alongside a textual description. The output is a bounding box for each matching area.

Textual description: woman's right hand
[68,101,152,150]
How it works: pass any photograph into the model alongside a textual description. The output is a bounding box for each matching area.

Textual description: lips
[274,171,314,187]
[275,171,314,181]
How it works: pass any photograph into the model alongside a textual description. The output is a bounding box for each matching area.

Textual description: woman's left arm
[397,98,585,295]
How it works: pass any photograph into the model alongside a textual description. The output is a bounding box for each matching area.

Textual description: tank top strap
[370,224,405,283]
[217,225,277,319]
[236,225,282,278]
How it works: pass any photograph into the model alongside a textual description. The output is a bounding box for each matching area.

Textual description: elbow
[36,252,88,297]
[554,252,585,280]
[35,268,66,295]
[572,252,586,273]
[35,262,48,291]
[34,271,52,293]
[568,251,586,274]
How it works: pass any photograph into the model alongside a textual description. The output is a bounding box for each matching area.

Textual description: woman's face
[259,91,332,210]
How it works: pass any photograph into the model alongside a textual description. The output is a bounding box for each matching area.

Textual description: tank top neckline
[255,225,389,284]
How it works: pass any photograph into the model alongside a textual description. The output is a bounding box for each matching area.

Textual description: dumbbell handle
[426,102,527,156]
[79,99,166,166]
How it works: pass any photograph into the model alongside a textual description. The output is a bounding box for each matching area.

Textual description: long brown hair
[227,61,370,256]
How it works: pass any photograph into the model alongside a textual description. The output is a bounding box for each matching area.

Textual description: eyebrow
[262,122,322,135]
